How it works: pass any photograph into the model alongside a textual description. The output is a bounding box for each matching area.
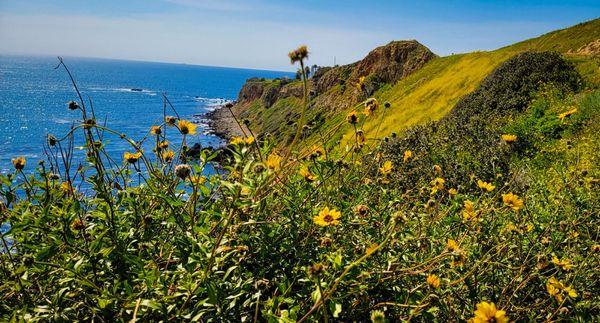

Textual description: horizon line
[0,52,296,74]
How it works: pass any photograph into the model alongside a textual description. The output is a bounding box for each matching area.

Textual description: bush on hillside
[381,51,582,195]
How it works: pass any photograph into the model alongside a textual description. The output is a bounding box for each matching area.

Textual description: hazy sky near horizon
[0,0,598,71]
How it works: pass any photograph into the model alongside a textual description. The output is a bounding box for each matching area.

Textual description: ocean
[0,55,292,175]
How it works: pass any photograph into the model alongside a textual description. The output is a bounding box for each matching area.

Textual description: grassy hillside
[230,18,600,151]
[337,18,600,148]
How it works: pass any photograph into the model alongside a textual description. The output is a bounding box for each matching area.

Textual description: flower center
[323,214,333,223]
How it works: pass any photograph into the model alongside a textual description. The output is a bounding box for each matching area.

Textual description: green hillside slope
[340,18,600,148]
[229,18,600,152]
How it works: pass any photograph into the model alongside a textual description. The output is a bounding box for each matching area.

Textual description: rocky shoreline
[205,104,248,140]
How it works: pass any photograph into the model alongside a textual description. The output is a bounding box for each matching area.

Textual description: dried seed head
[67,100,80,110]
[71,219,85,231]
[12,157,26,170]
[288,45,309,64]
[308,263,325,277]
[175,164,192,179]
[83,118,96,129]
[47,134,57,146]
[165,116,177,126]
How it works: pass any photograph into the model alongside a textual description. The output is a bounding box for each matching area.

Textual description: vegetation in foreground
[1,45,599,322]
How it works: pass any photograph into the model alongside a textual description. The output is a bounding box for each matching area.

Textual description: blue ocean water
[0,55,292,174]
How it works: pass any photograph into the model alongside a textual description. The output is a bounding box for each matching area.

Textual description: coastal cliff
[209,40,437,141]
[209,19,600,149]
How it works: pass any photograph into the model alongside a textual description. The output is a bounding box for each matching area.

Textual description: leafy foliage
[1,48,599,323]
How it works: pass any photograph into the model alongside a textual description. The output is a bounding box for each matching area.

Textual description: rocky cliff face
[315,40,436,96]
[235,40,436,109]
[237,78,267,104]
[222,40,437,142]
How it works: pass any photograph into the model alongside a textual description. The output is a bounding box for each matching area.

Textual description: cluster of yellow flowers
[379,160,393,184]
[162,150,175,162]
[356,76,366,92]
[551,256,574,271]
[188,175,207,185]
[546,277,577,302]
[230,136,255,145]
[477,180,496,192]
[462,200,477,222]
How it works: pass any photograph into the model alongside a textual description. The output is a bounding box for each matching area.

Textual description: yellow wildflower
[430,177,445,194]
[379,160,393,176]
[124,152,142,164]
[502,193,524,211]
[266,153,282,171]
[60,181,74,194]
[462,200,477,221]
[188,175,206,185]
[501,134,517,143]
[299,167,317,182]
[230,136,245,145]
[448,188,458,196]
[558,108,577,121]
[427,274,441,289]
[313,207,341,227]
[158,140,169,149]
[150,125,162,135]
[403,150,412,163]
[356,76,366,91]
[244,136,255,145]
[469,302,508,323]
[370,310,385,323]
[433,164,442,174]
[12,156,26,170]
[177,120,197,135]
[477,180,496,192]
[447,239,460,253]
[552,256,574,271]
[546,278,562,301]
[162,150,175,162]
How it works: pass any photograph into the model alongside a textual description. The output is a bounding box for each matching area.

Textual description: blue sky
[0,0,598,71]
